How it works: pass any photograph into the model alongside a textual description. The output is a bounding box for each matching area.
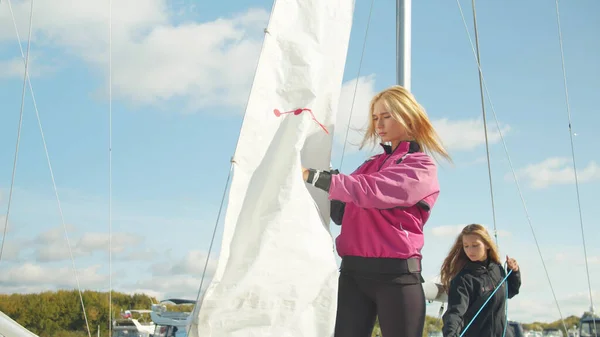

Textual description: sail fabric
[188,0,355,336]
[0,310,39,337]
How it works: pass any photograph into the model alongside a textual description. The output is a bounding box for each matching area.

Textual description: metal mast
[396,0,411,89]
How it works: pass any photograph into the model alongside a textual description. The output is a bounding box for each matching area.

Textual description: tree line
[0,290,585,337]
[0,290,157,337]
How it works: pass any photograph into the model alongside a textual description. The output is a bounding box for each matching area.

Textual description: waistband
[340,256,422,274]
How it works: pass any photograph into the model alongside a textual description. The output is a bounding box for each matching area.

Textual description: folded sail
[188,0,355,336]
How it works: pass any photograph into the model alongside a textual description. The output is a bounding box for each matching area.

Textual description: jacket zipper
[377,145,409,235]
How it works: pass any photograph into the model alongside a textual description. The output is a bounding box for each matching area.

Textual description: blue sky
[0,0,598,325]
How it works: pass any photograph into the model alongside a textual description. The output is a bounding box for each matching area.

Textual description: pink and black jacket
[306,141,440,275]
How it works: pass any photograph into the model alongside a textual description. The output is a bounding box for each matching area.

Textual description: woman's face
[462,234,488,262]
[372,99,410,147]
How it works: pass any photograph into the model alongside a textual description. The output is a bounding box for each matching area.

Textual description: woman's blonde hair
[360,85,452,162]
[439,224,501,290]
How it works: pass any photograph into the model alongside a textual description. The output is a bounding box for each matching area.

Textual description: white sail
[188,0,355,336]
[0,310,39,337]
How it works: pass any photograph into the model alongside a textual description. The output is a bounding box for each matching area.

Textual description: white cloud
[128,250,219,300]
[32,226,144,262]
[553,251,600,266]
[512,157,600,189]
[0,56,56,79]
[105,10,267,110]
[0,0,168,43]
[509,291,599,324]
[0,241,21,261]
[430,224,465,237]
[130,275,203,301]
[33,224,75,244]
[0,263,107,289]
[118,248,159,262]
[0,0,269,111]
[151,250,218,278]
[333,75,377,152]
[170,250,218,275]
[76,232,143,253]
[123,288,164,302]
[0,250,215,302]
[0,215,10,234]
[432,118,510,152]
[35,244,88,262]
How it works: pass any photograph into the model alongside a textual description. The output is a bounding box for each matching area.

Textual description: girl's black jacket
[442,258,521,337]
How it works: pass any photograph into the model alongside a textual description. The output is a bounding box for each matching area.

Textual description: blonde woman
[302,85,451,337]
[440,224,521,337]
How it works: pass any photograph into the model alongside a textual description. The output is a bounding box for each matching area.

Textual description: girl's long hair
[360,85,452,163]
[439,224,501,290]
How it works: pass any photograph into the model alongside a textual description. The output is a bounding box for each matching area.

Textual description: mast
[397,0,448,304]
[396,0,411,89]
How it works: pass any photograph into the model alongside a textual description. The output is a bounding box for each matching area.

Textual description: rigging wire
[554,0,596,328]
[452,2,510,330]
[468,0,499,248]
[186,163,234,337]
[108,0,113,334]
[454,0,568,332]
[338,0,376,171]
[4,1,92,336]
[0,0,31,263]
[189,0,280,327]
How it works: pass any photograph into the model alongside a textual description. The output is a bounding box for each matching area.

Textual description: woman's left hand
[506,255,519,272]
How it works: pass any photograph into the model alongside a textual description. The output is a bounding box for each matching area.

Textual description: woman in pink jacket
[302,85,451,337]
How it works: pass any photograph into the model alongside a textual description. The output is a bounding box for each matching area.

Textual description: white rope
[554,0,596,330]
[454,0,568,332]
[4,1,92,336]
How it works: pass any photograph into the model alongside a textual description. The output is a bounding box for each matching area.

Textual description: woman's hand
[506,255,519,272]
[301,167,309,182]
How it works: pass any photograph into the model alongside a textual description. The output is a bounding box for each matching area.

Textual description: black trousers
[333,269,426,337]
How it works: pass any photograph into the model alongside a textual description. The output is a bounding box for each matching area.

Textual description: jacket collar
[380,140,421,155]
[463,258,494,275]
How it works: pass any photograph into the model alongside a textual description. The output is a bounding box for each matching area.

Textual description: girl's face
[372,99,410,148]
[462,234,488,262]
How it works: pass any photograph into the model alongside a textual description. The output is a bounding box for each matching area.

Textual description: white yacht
[112,309,156,337]
[150,299,195,337]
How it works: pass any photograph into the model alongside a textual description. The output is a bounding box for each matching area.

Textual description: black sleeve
[442,275,471,337]
[306,169,332,192]
[330,200,345,226]
[306,168,346,225]
[507,268,521,299]
[328,169,345,225]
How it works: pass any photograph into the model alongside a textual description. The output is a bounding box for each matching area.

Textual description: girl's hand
[506,255,519,272]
